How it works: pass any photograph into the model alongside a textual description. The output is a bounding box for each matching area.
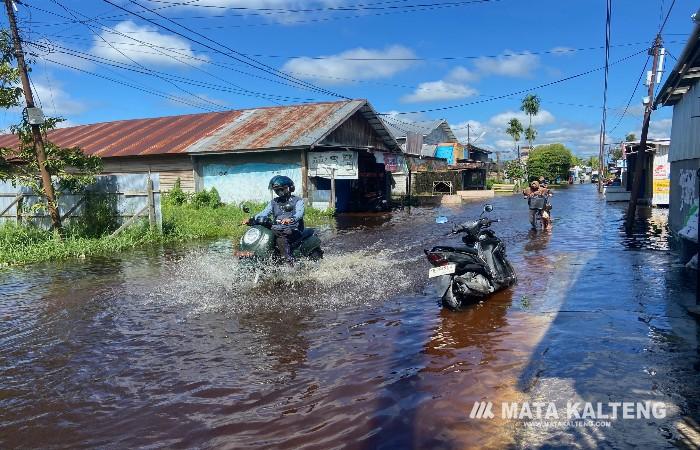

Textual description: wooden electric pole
[626,35,662,232]
[4,0,61,230]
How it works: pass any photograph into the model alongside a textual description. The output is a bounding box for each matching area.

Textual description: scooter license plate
[428,264,456,278]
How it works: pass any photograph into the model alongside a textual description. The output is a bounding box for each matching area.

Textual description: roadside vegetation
[0,180,334,267]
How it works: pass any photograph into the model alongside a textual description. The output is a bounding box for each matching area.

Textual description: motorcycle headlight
[242,227,262,245]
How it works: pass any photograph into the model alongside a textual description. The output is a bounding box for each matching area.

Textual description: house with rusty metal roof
[0,99,401,212]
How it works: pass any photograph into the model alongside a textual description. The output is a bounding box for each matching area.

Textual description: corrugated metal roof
[0,100,400,157]
[380,117,457,143]
[0,110,241,157]
[195,100,365,152]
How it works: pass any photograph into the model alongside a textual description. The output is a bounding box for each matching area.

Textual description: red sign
[384,154,399,172]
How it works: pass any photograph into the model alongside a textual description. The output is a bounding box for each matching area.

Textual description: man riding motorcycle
[523,180,552,230]
[243,175,304,265]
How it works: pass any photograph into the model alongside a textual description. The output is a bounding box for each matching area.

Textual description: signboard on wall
[652,152,670,206]
[384,154,399,172]
[308,151,358,179]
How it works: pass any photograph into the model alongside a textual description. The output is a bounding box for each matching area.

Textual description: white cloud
[401,81,477,103]
[537,125,611,155]
[649,118,672,139]
[30,82,87,116]
[282,45,416,85]
[474,50,540,78]
[446,66,479,83]
[91,21,208,67]
[488,109,555,128]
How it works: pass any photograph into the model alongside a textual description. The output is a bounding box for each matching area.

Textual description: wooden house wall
[320,111,392,151]
[101,155,195,192]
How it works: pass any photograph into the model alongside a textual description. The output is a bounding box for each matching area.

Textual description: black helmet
[269,175,295,192]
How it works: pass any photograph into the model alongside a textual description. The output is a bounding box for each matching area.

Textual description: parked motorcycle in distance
[235,206,323,263]
[425,204,517,309]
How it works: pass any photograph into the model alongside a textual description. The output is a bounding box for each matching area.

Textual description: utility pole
[626,35,662,232]
[4,0,61,230]
[467,123,471,146]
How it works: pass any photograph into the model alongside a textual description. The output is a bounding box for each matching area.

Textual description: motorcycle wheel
[441,280,461,310]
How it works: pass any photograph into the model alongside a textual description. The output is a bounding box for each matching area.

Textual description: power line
[27,41,320,103]
[50,0,228,110]
[608,54,650,134]
[380,49,646,115]
[40,56,234,112]
[31,31,673,60]
[28,34,637,114]
[30,0,505,30]
[19,0,461,26]
[22,3,334,99]
[658,0,677,35]
[102,0,349,99]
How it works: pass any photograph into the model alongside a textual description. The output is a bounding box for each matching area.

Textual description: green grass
[0,201,334,266]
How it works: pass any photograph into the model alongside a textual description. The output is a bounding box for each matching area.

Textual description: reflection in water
[0,184,686,449]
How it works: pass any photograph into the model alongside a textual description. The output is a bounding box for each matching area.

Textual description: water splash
[142,247,425,315]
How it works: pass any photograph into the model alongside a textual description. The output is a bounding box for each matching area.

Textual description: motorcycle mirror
[242,205,251,214]
[436,216,449,224]
[483,204,494,213]
[281,204,294,212]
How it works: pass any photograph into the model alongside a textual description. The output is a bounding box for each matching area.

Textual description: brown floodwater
[0,184,677,449]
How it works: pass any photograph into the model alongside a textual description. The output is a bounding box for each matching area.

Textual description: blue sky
[2,0,698,156]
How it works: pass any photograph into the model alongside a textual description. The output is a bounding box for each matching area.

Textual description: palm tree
[505,118,524,161]
[524,126,537,147]
[521,94,541,150]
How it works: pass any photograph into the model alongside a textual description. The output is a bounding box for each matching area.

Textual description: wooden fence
[0,173,162,233]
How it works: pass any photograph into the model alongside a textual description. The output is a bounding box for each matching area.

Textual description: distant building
[654,11,700,254]
[381,118,458,157]
[380,118,458,195]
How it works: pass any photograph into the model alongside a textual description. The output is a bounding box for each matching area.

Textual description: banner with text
[308,151,359,179]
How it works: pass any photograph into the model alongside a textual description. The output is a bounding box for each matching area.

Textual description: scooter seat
[432,245,478,255]
[453,246,478,255]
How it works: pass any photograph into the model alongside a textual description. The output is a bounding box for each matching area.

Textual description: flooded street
[1,185,698,449]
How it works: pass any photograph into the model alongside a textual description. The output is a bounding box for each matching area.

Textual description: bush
[165,178,189,206]
[191,188,222,209]
[486,179,495,190]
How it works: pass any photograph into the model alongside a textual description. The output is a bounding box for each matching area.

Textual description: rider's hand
[280,218,293,225]
[241,219,250,225]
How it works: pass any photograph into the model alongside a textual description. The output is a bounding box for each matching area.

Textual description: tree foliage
[2,117,103,200]
[504,159,525,180]
[506,118,523,141]
[526,143,574,181]
[0,29,102,220]
[625,133,636,142]
[524,126,537,145]
[521,94,541,119]
[520,94,541,149]
[505,118,523,152]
